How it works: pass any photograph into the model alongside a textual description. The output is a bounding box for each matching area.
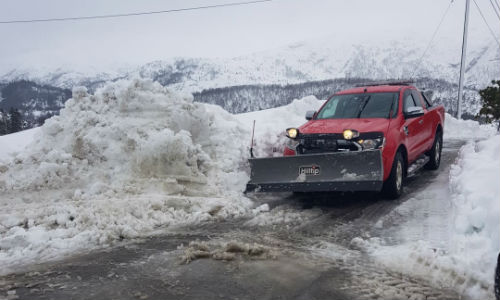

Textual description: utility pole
[457,0,470,119]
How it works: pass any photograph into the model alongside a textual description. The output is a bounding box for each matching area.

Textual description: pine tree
[478,80,500,131]
[0,109,7,135]
[36,112,53,127]
[8,107,23,133]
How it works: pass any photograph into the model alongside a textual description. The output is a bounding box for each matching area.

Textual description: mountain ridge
[0,35,497,133]
[1,35,498,92]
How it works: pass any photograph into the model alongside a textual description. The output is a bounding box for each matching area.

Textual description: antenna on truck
[250,120,255,158]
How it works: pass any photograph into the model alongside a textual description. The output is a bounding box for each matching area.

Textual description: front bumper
[246,150,383,193]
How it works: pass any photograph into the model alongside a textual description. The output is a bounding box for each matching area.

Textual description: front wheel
[425,131,442,170]
[382,151,405,199]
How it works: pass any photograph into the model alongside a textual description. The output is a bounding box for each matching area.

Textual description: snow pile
[0,79,254,273]
[358,134,500,299]
[235,96,324,157]
[444,113,497,140]
[1,80,250,194]
[448,135,500,296]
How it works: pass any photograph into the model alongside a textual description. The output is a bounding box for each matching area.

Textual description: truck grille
[296,134,355,154]
[295,132,383,154]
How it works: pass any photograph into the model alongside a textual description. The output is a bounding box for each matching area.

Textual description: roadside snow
[449,135,500,296]
[444,113,497,140]
[1,81,251,194]
[235,96,324,157]
[357,134,500,299]
[0,128,40,162]
[0,90,323,274]
[0,80,254,274]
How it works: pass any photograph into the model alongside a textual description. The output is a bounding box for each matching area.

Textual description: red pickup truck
[246,81,445,199]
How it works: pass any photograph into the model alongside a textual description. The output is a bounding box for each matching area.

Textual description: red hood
[299,118,390,134]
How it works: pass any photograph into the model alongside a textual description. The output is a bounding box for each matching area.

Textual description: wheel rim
[396,160,403,191]
[435,139,441,163]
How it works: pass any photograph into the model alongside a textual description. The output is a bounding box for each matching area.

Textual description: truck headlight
[343,129,359,140]
[359,137,385,150]
[286,128,299,139]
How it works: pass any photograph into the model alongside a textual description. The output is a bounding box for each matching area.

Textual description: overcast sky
[0,0,498,73]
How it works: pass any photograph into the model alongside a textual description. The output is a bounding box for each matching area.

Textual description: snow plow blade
[246,150,383,193]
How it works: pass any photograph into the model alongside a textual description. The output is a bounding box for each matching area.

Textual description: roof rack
[354,80,414,87]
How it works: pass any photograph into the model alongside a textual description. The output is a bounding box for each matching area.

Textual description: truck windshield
[316,92,398,119]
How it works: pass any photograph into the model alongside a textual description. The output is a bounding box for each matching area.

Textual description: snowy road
[0,140,466,300]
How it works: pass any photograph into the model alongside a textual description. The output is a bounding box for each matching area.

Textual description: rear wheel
[496,252,500,300]
[382,151,405,199]
[425,131,442,170]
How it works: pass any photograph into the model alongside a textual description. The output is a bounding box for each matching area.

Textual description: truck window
[411,90,426,109]
[316,92,398,119]
[421,92,432,108]
[403,92,418,112]
[359,93,398,118]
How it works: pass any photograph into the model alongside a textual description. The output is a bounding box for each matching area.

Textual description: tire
[382,151,405,199]
[495,252,500,300]
[425,130,442,170]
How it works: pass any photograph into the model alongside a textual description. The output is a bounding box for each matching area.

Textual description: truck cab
[247,81,445,199]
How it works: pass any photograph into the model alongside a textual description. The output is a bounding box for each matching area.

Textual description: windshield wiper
[357,96,371,118]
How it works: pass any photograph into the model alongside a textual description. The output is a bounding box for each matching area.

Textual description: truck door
[402,90,425,162]
[412,90,433,151]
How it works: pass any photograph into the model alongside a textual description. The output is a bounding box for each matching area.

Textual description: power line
[495,0,500,12]
[472,0,500,47]
[0,0,272,24]
[489,0,500,21]
[411,0,454,78]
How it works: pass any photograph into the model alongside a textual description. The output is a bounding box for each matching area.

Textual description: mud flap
[246,150,383,192]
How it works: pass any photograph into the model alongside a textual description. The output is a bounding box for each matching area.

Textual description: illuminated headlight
[358,137,385,150]
[286,128,299,139]
[343,129,359,140]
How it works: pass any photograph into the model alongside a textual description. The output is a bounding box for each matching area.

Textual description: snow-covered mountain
[0,81,71,128]
[134,35,499,93]
[0,33,498,124]
[2,33,498,91]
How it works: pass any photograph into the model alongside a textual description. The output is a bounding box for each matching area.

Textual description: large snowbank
[0,90,325,274]
[356,134,500,299]
[1,81,250,194]
[0,80,255,274]
[448,135,500,296]
[0,89,324,274]
[444,113,497,140]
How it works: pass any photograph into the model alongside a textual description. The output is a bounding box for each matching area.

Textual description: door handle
[418,119,424,125]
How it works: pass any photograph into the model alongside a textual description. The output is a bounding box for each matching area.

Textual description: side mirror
[305,110,316,120]
[404,106,424,119]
